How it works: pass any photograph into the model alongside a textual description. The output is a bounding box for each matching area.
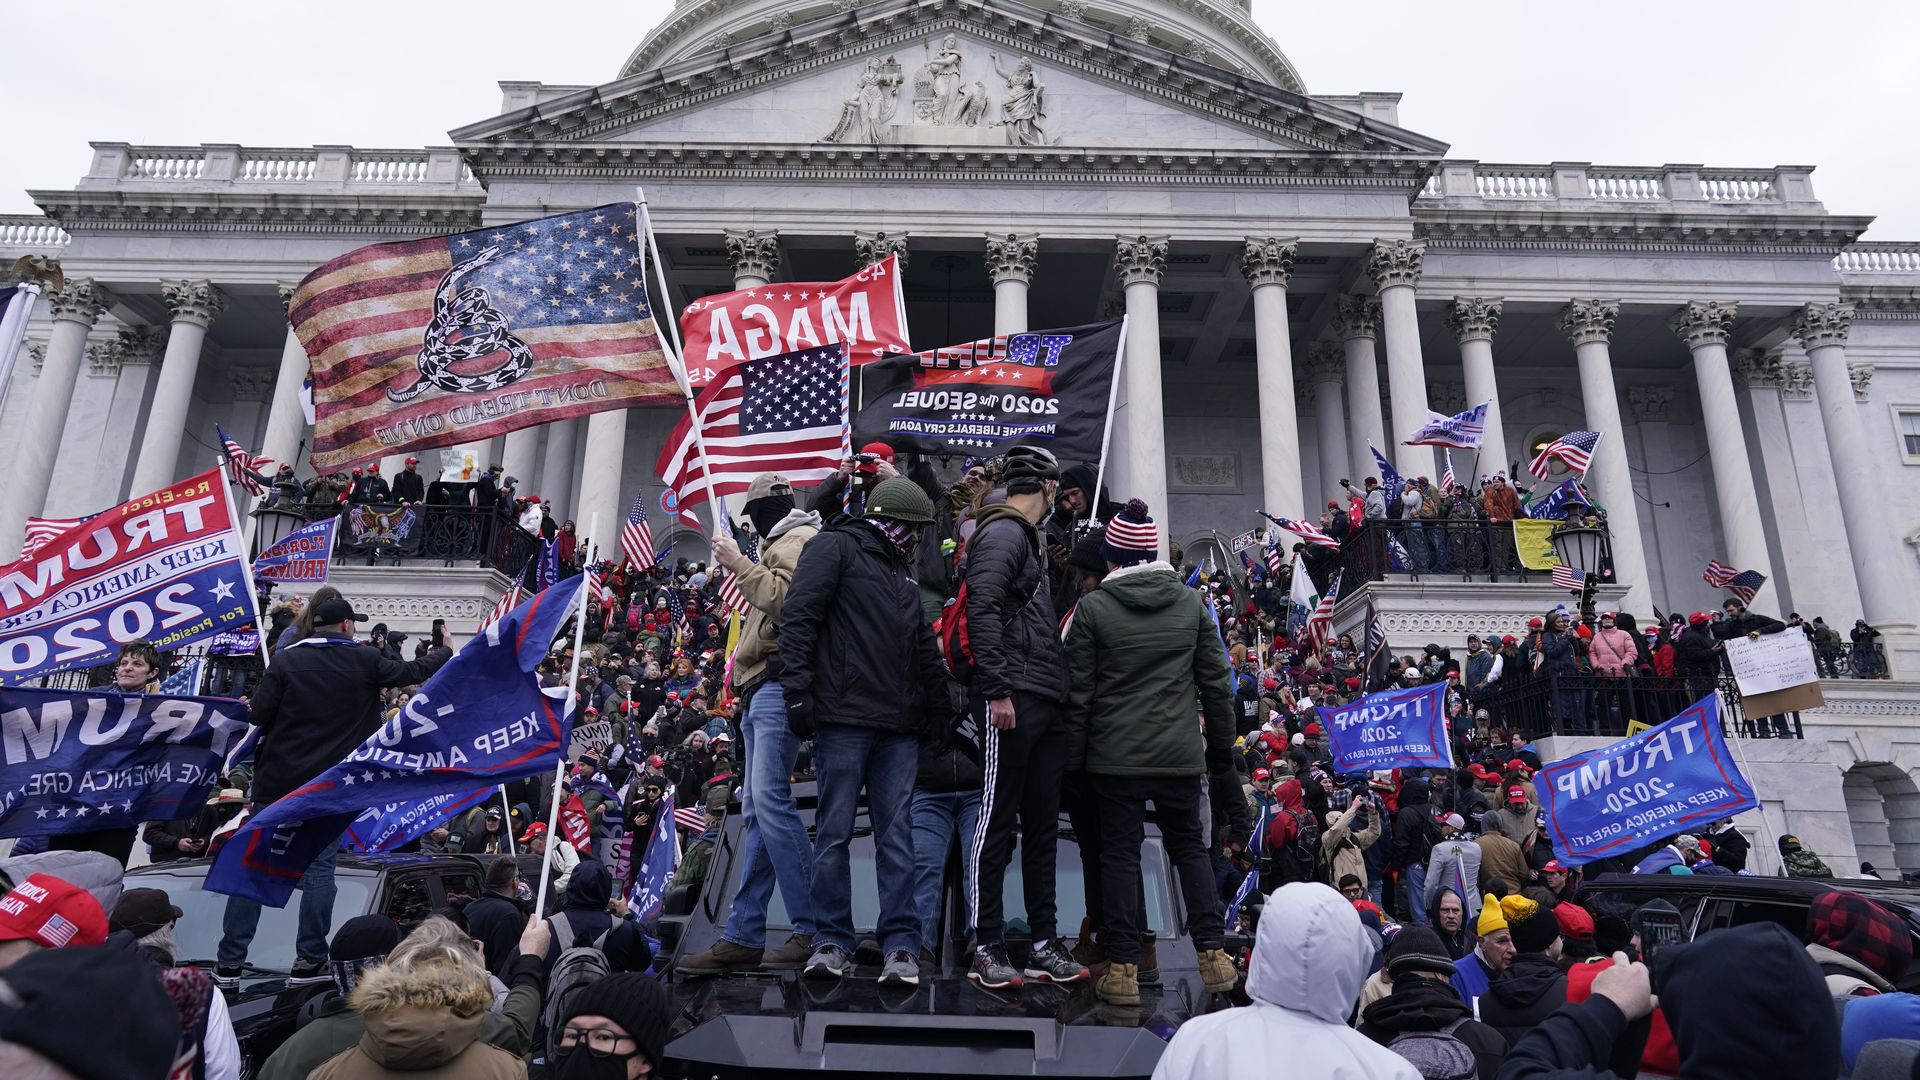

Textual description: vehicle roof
[126,852,484,877]
[1587,873,1920,907]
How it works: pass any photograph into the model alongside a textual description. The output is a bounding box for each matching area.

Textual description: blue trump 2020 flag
[1525,478,1592,522]
[253,517,338,585]
[628,789,680,922]
[343,786,496,853]
[208,575,587,905]
[1319,681,1452,773]
[0,687,249,838]
[1536,694,1758,868]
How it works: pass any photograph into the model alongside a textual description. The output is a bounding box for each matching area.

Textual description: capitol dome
[621,0,1305,92]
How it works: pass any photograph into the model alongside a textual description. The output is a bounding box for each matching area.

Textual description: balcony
[1414,161,1824,214]
[254,502,552,576]
[1331,519,1612,587]
[1475,672,1802,742]
[79,143,480,194]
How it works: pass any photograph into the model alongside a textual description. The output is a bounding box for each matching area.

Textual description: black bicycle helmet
[999,445,1060,490]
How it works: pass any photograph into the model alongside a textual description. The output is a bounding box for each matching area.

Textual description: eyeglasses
[559,1027,634,1055]
[1340,887,1364,898]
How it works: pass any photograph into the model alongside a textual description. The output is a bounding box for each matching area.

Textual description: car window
[384,875,434,930]
[1696,897,1809,940]
[139,871,374,973]
[439,872,482,910]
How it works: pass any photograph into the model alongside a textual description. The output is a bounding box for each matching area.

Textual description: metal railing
[266,502,547,575]
[26,642,261,696]
[1336,519,1612,586]
[1474,672,1802,740]
[1814,640,1891,680]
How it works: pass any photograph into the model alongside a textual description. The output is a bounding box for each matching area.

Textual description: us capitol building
[1,0,1918,871]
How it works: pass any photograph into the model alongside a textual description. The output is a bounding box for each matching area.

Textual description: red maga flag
[677,256,909,386]
[288,203,679,472]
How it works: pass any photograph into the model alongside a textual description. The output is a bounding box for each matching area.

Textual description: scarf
[869,518,917,558]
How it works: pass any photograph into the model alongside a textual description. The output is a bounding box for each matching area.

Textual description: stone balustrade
[81,143,478,192]
[1833,242,1920,275]
[1418,160,1817,211]
[0,215,69,251]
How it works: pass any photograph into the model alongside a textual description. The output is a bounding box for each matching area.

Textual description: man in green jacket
[255,913,549,1079]
[1064,499,1244,1007]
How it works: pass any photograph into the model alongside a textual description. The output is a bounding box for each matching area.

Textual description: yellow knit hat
[1476,893,1506,937]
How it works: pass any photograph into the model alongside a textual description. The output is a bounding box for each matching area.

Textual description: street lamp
[1549,520,1607,626]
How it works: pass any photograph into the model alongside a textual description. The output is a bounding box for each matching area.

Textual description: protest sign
[1230,529,1262,554]
[569,719,613,762]
[253,517,338,584]
[1319,681,1452,772]
[1535,694,1759,867]
[1725,627,1820,696]
[0,687,250,838]
[0,468,256,685]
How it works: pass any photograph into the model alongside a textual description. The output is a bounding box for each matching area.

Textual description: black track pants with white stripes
[968,691,1066,946]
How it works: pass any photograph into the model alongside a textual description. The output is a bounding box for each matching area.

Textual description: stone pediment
[450,0,1447,158]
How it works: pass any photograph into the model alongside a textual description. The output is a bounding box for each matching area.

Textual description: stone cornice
[31,190,483,238]
[1417,211,1872,256]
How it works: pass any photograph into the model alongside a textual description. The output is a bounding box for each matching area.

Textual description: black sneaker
[1024,939,1089,984]
[286,961,331,986]
[968,943,1022,990]
[212,964,242,988]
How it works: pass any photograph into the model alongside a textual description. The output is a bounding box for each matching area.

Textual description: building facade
[2,0,1918,865]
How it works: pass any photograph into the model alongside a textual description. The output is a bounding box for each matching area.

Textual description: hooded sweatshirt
[1153,882,1419,1080]
[726,507,821,693]
[541,860,652,976]
[307,960,522,1080]
[1478,952,1569,1046]
[1359,975,1507,1080]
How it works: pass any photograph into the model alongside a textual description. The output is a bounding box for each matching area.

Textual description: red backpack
[935,582,977,683]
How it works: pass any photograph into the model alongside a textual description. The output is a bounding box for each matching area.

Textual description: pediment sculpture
[824,37,1052,146]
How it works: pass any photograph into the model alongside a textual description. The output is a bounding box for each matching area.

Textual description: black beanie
[1385,925,1457,978]
[1508,905,1561,953]
[1067,526,1108,577]
[562,972,672,1067]
[0,945,178,1080]
[331,913,404,962]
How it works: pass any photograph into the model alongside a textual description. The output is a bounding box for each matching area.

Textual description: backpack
[541,912,614,1061]
[935,534,1043,684]
[1263,805,1321,885]
[1387,1019,1478,1080]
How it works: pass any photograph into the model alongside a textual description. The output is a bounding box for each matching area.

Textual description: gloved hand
[1204,747,1236,778]
[786,696,816,739]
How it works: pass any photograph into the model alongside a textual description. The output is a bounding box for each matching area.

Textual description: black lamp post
[1549,522,1607,627]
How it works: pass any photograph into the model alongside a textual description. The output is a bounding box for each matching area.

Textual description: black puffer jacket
[1391,781,1439,872]
[962,506,1068,702]
[779,517,953,735]
[1478,952,1568,1047]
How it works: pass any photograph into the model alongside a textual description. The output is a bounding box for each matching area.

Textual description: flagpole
[633,189,726,538]
[535,515,599,920]
[1089,313,1128,526]
[216,458,275,677]
[500,786,517,856]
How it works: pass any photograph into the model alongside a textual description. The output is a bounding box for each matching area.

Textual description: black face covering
[745,494,794,539]
[550,1045,636,1080]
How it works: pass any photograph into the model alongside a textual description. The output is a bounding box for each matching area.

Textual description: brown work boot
[1137,931,1160,986]
[1095,961,1140,1006]
[1197,947,1238,994]
[680,937,764,977]
[760,933,814,970]
[1072,917,1108,974]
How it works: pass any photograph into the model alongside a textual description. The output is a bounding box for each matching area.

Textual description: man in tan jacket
[680,473,822,975]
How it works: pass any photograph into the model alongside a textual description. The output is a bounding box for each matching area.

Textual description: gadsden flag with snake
[288,203,679,472]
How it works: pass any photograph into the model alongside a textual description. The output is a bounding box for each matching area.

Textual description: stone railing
[1833,242,1920,274]
[0,214,70,251]
[1417,161,1819,212]
[84,143,480,191]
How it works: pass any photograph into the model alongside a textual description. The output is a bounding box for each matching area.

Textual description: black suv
[656,781,1225,1079]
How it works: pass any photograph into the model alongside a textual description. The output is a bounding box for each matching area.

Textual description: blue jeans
[812,724,919,956]
[1403,861,1429,925]
[719,682,816,948]
[218,840,340,967]
[910,789,980,954]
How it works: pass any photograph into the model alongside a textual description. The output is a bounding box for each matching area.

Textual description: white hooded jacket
[1152,882,1419,1080]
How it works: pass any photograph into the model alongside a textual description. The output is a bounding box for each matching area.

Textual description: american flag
[655,344,848,515]
[1552,563,1584,591]
[286,203,677,472]
[1263,512,1339,551]
[1307,571,1342,651]
[478,561,531,633]
[674,805,710,834]
[621,491,656,569]
[1702,559,1737,588]
[1440,449,1456,493]
[38,913,80,948]
[592,572,617,611]
[1707,565,1767,605]
[1528,430,1602,479]
[1263,539,1284,577]
[217,424,273,497]
[1404,401,1488,450]
[715,533,759,617]
[665,584,687,642]
[20,512,98,558]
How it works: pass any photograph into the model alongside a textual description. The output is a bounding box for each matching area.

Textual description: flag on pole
[1263,537,1283,578]
[1702,559,1736,587]
[19,512,100,559]
[1307,571,1343,651]
[1440,449,1456,493]
[1370,443,1404,505]
[627,789,681,921]
[1364,603,1392,689]
[1551,563,1584,591]
[1404,401,1489,449]
[1261,511,1340,551]
[252,517,338,584]
[287,203,679,472]
[1225,867,1259,927]
[478,574,527,634]
[676,256,910,386]
[216,425,273,497]
[1287,552,1316,641]
[656,344,850,515]
[1527,430,1602,479]
[1704,561,1765,605]
[621,491,657,569]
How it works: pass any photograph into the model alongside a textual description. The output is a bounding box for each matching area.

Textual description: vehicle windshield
[134,870,374,972]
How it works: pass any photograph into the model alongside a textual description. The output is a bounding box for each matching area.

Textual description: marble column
[1794,303,1917,670]
[1366,240,1434,481]
[260,284,312,485]
[1731,349,1825,617]
[1332,296,1385,483]
[725,228,780,289]
[1557,299,1651,615]
[539,418,581,517]
[130,281,226,494]
[1445,297,1510,476]
[1626,385,1684,606]
[1241,237,1302,517]
[95,328,167,503]
[985,233,1037,336]
[1305,342,1349,507]
[575,411,628,549]
[1670,300,1777,613]
[0,280,112,557]
[854,230,909,271]
[1116,235,1169,554]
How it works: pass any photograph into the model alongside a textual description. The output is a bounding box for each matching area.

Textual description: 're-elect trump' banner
[1536,694,1759,867]
[0,686,250,837]
[0,468,257,686]
[1319,681,1453,773]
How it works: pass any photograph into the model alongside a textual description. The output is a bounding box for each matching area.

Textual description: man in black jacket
[962,446,1085,990]
[1711,597,1791,735]
[464,858,532,977]
[214,595,451,986]
[779,478,952,987]
[1358,925,1507,1079]
[1392,775,1441,925]
[390,455,426,503]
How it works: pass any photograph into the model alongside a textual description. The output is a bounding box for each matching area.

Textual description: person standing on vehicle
[1064,500,1243,1005]
[779,477,954,987]
[680,473,823,977]
[49,640,165,865]
[964,446,1087,989]
[214,596,452,987]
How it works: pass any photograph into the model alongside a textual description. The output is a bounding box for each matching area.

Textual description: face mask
[550,1045,636,1080]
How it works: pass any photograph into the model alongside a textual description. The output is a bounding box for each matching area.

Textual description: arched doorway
[1843,763,1920,879]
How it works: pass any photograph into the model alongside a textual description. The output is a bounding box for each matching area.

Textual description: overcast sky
[6,1,1913,237]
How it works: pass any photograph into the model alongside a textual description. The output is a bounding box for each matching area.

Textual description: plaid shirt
[1809,891,1911,988]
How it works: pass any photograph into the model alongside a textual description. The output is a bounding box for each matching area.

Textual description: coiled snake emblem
[387,246,534,402]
